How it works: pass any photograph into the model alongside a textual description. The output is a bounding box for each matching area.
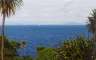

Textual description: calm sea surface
[4,25,90,57]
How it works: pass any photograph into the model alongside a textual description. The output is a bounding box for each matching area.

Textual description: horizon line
[3,24,87,26]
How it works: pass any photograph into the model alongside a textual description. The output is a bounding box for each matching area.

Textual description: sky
[1,0,96,25]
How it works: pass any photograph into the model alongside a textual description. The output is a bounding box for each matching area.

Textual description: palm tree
[0,0,23,60]
[88,9,96,60]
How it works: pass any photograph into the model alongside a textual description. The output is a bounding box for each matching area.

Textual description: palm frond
[88,9,96,33]
[0,0,23,17]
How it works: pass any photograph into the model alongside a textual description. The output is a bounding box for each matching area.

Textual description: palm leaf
[0,0,23,17]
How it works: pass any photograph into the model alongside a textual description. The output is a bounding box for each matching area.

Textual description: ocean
[4,25,90,57]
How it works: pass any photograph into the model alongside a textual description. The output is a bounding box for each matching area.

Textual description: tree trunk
[1,15,5,60]
[92,31,96,60]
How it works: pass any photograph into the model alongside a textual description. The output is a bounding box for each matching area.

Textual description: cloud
[5,0,96,25]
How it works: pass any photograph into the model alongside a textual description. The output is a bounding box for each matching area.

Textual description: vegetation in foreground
[0,35,94,60]
[0,36,33,60]
[35,36,93,60]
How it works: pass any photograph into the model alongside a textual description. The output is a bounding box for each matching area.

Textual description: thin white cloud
[5,0,96,25]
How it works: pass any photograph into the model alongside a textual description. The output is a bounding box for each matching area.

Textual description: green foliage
[13,56,33,60]
[36,37,93,60]
[0,36,33,60]
[13,57,23,60]
[9,40,20,48]
[23,56,33,60]
[35,47,57,60]
[56,36,93,60]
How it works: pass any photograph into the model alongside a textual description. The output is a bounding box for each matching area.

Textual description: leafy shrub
[13,56,33,60]
[56,36,93,60]
[36,37,93,60]
[36,47,57,60]
[0,36,33,60]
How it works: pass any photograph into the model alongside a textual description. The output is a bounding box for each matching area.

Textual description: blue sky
[2,0,96,25]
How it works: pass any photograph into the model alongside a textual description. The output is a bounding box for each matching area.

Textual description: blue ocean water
[4,25,90,57]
